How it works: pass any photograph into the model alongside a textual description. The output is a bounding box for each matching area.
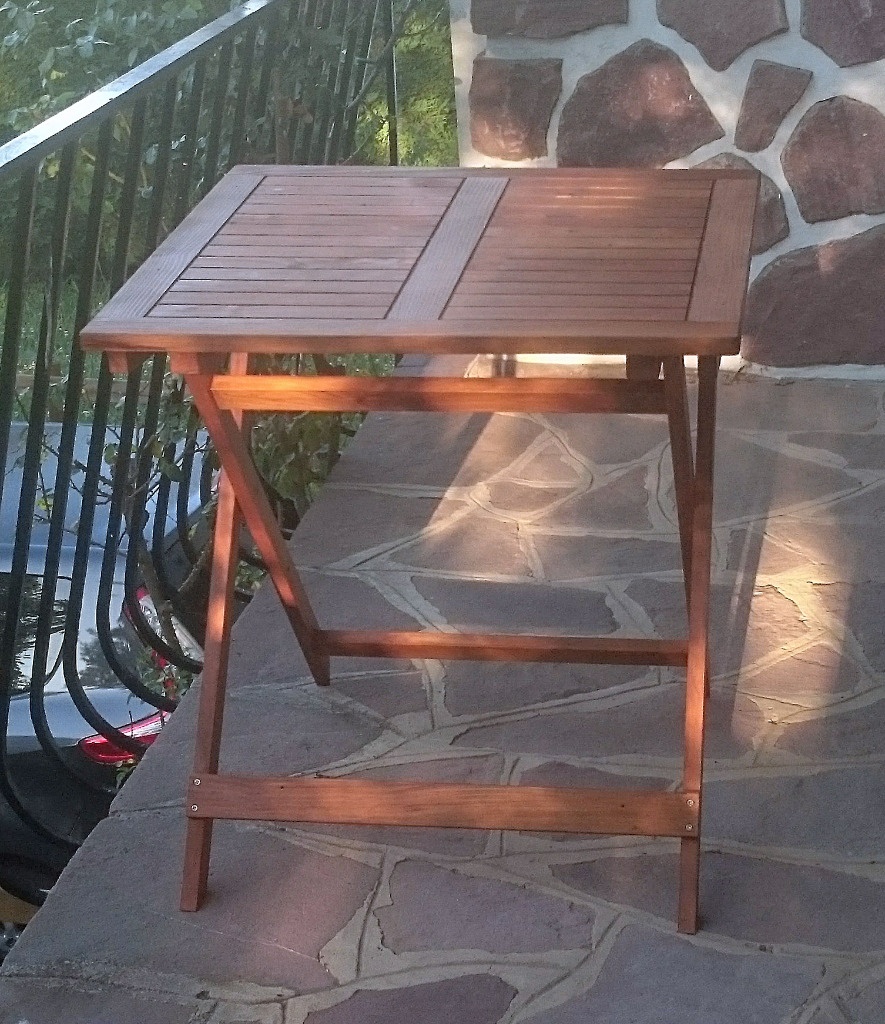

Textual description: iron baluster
[202,42,235,194]
[110,100,148,294]
[324,0,361,164]
[144,77,180,256]
[311,0,351,163]
[253,7,282,157]
[383,0,399,166]
[173,59,208,228]
[228,29,258,166]
[289,0,320,161]
[0,167,38,514]
[339,0,379,160]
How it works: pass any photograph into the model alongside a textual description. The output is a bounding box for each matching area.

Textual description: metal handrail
[0,0,282,181]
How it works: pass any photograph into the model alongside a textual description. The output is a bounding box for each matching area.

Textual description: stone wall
[447,0,885,366]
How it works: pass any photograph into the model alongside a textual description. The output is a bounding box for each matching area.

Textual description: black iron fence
[0,0,400,907]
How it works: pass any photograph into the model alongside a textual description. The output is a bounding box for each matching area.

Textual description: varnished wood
[82,165,757,932]
[188,775,700,837]
[663,357,694,589]
[688,177,758,326]
[321,630,689,666]
[183,371,329,687]
[80,166,751,363]
[387,177,506,320]
[84,318,742,358]
[210,375,669,415]
[677,355,719,935]
[181,351,247,913]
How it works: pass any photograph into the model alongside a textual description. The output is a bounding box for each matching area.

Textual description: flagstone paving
[2,357,885,1023]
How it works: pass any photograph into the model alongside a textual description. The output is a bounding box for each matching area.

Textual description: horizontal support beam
[209,375,668,414]
[321,630,688,666]
[188,775,699,837]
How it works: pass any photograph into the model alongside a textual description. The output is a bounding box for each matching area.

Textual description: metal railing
[0,0,399,903]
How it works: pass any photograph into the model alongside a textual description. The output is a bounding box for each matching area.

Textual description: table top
[81,165,758,362]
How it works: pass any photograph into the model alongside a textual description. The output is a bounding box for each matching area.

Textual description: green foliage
[0,0,235,140]
[352,0,458,166]
[384,0,458,165]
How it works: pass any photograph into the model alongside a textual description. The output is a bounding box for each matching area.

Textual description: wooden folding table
[81,165,757,933]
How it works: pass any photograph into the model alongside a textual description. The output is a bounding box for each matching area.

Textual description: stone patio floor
[2,356,885,1023]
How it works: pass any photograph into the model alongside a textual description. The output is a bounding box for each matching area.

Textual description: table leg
[180,466,241,911]
[677,355,718,934]
[184,370,329,687]
[663,358,709,699]
[663,358,694,592]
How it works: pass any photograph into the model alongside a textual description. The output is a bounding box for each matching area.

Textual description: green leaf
[103,442,118,465]
[38,45,53,76]
[158,457,183,482]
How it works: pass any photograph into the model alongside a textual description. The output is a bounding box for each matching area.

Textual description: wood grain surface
[188,775,700,837]
[81,165,757,358]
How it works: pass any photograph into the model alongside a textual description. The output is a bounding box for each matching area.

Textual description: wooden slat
[187,254,413,270]
[189,775,700,837]
[222,223,435,237]
[484,227,704,240]
[387,177,507,320]
[446,294,688,310]
[210,235,428,247]
[442,308,685,322]
[470,249,700,263]
[201,245,422,257]
[321,630,688,665]
[462,270,695,284]
[189,256,415,270]
[477,240,701,253]
[456,281,691,296]
[93,170,263,322]
[157,291,393,306]
[169,279,401,294]
[150,304,386,318]
[179,268,406,282]
[210,375,670,414]
[688,176,758,326]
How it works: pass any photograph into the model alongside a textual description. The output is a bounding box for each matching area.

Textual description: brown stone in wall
[557,40,723,167]
[782,97,885,222]
[471,0,628,39]
[469,56,563,160]
[801,0,885,67]
[734,60,813,152]
[696,154,788,254]
[657,0,788,71]
[743,226,885,365]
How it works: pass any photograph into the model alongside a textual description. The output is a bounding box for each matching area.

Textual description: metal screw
[193,778,201,786]
[191,804,199,812]
[685,824,693,831]
[686,798,694,807]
